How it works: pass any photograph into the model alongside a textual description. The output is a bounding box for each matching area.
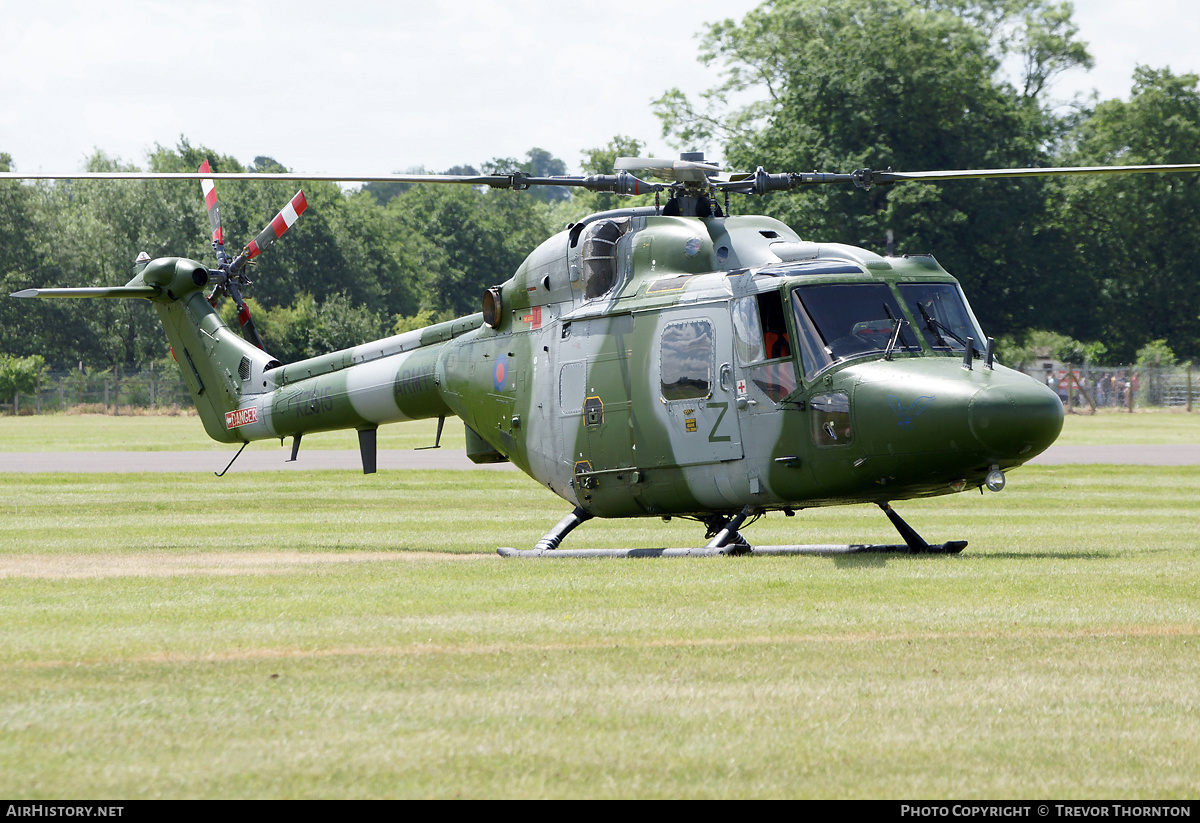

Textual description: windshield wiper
[917,302,975,355]
[883,317,909,361]
[881,304,909,360]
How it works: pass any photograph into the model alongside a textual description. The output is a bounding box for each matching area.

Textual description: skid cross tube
[535,506,593,551]
[705,505,755,552]
[878,502,967,554]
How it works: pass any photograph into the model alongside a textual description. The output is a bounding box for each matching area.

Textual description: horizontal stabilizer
[10,286,159,299]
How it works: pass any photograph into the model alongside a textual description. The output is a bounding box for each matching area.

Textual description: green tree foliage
[483,148,572,203]
[996,329,1106,368]
[2,139,570,371]
[0,153,49,362]
[1054,68,1200,362]
[149,141,424,319]
[0,353,45,412]
[1136,338,1177,368]
[521,148,570,204]
[361,166,436,207]
[26,149,210,370]
[219,294,388,365]
[393,308,451,335]
[387,183,554,317]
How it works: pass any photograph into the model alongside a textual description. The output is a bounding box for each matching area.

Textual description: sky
[2,0,1198,177]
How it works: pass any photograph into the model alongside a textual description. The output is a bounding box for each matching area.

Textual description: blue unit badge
[888,394,936,429]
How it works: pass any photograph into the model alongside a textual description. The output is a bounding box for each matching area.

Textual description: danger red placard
[522,306,543,329]
[225,407,259,429]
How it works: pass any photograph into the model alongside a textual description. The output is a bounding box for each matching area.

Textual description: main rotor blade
[8,162,1198,194]
[720,163,1200,194]
[871,163,1200,184]
[0,170,525,185]
[0,169,662,193]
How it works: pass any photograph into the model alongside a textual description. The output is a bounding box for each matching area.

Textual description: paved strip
[1027,444,1200,466]
[0,449,517,473]
[1,444,1197,473]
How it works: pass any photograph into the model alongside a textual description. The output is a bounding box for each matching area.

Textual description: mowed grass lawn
[0,413,461,452]
[0,413,1197,798]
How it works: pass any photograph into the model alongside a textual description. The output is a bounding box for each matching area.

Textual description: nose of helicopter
[968,376,1064,459]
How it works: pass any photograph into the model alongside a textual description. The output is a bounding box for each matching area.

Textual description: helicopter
[8,155,1200,557]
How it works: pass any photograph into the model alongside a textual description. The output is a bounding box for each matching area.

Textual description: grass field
[0,415,1198,798]
[0,412,464,452]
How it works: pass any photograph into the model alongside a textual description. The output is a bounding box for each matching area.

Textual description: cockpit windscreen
[791,283,919,371]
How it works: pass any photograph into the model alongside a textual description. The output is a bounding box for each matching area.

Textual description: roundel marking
[494,356,508,391]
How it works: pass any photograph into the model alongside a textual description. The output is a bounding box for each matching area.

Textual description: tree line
[2,0,1199,378]
[0,141,624,372]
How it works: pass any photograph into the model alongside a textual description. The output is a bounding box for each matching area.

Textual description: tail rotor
[199,160,227,262]
[244,190,307,261]
[198,162,307,352]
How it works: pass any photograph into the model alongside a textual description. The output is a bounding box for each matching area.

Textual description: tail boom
[13,256,480,451]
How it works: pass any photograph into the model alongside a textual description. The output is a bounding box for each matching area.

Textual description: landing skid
[502,501,966,558]
[497,542,967,558]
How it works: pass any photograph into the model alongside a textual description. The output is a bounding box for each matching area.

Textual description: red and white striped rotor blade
[198,160,224,245]
[246,191,307,259]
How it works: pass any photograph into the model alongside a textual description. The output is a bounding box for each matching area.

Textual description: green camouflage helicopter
[9,156,1200,557]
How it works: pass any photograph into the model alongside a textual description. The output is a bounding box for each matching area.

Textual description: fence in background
[1,369,192,415]
[1018,364,1195,412]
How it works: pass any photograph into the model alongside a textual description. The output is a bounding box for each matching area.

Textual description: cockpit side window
[758,290,791,362]
[732,295,766,364]
[789,291,833,382]
[732,291,797,401]
[732,292,790,363]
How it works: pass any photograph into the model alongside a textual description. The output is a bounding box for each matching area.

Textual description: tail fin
[12,256,279,443]
[11,286,159,299]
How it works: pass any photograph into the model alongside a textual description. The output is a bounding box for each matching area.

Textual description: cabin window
[897,283,986,354]
[791,283,919,369]
[660,320,713,401]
